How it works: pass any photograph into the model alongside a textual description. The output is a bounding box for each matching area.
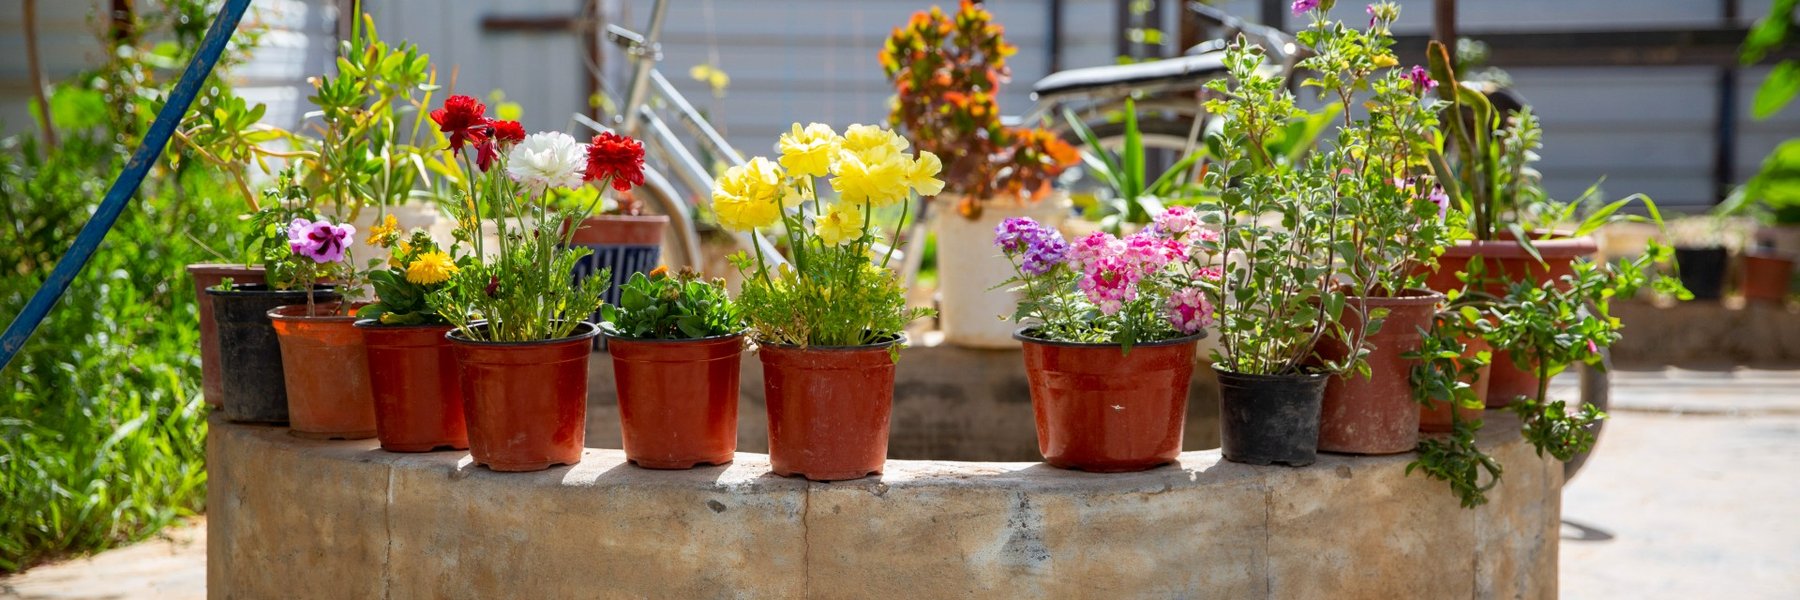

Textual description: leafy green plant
[1404,314,1498,508]
[601,268,743,339]
[358,227,462,325]
[1063,98,1207,235]
[1408,419,1502,509]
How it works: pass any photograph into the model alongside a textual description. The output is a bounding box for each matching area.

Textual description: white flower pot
[933,195,1068,349]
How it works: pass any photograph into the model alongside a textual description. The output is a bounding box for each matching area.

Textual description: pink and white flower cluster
[287,218,356,264]
[997,207,1221,338]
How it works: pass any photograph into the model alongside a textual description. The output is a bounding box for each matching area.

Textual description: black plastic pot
[205,284,339,423]
[1216,367,1328,467]
[1674,246,1728,300]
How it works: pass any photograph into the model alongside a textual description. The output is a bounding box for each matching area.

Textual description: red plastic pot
[608,332,745,469]
[450,322,600,472]
[1742,252,1795,302]
[268,304,378,439]
[1420,336,1491,433]
[356,321,468,452]
[1424,234,1596,406]
[188,263,266,407]
[759,336,904,481]
[1015,329,1201,472]
[1316,290,1444,454]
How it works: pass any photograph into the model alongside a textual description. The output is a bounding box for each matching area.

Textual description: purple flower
[1406,65,1438,93]
[1428,185,1450,220]
[1366,4,1377,27]
[1292,0,1321,15]
[994,217,1047,254]
[994,217,1070,275]
[1020,231,1070,276]
[286,218,356,264]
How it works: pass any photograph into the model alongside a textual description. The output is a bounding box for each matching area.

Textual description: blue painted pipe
[0,0,254,370]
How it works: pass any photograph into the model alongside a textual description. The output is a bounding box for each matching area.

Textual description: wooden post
[1434,0,1456,45]
[23,0,57,150]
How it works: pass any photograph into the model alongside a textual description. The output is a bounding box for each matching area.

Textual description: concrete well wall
[207,411,1560,599]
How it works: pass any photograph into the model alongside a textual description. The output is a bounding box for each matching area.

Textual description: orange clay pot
[608,333,745,469]
[1420,336,1492,433]
[356,321,468,452]
[268,303,377,440]
[1015,329,1201,472]
[1315,290,1443,455]
[1423,234,1596,406]
[449,322,600,472]
[187,263,265,407]
[1741,252,1795,302]
[759,336,904,481]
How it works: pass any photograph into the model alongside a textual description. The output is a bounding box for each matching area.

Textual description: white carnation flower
[506,132,587,191]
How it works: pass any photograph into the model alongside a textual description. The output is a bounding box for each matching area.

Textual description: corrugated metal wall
[4,0,1798,211]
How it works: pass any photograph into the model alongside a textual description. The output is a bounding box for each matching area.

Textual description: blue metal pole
[0,0,254,370]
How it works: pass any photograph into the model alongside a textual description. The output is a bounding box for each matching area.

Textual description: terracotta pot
[1423,234,1596,407]
[1216,368,1328,467]
[608,332,745,469]
[1673,246,1728,300]
[187,264,266,407]
[269,304,377,440]
[1015,329,1200,472]
[356,321,468,452]
[1420,336,1491,433]
[759,336,904,481]
[1741,252,1795,302]
[1316,290,1444,454]
[449,322,600,472]
[206,285,339,423]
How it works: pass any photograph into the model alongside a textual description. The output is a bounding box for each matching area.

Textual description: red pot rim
[755,333,908,352]
[351,319,455,330]
[205,283,336,297]
[445,321,602,346]
[1745,251,1797,263]
[568,214,670,246]
[603,330,748,344]
[1012,327,1207,348]
[1338,288,1446,307]
[1441,234,1598,261]
[268,302,370,322]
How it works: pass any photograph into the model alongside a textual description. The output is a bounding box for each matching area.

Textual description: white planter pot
[933,196,1068,349]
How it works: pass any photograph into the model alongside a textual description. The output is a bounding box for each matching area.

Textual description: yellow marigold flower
[369,214,400,247]
[713,157,785,231]
[777,123,841,178]
[1372,54,1398,68]
[814,202,866,246]
[405,250,458,285]
[905,150,945,196]
[830,147,910,207]
[841,124,909,156]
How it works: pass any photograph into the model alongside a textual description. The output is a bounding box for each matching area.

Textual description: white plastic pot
[933,195,1068,349]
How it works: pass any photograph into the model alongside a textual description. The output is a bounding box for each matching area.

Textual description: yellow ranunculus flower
[405,250,458,285]
[389,240,412,268]
[369,214,401,247]
[712,157,786,231]
[777,123,841,178]
[841,124,909,156]
[830,147,910,207]
[814,202,866,246]
[905,150,945,196]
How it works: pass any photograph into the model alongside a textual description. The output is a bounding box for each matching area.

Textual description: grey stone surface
[585,339,1224,462]
[1611,299,1800,368]
[205,412,1556,599]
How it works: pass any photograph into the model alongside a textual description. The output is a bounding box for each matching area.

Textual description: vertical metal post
[0,0,253,369]
[1714,0,1742,204]
[619,0,669,137]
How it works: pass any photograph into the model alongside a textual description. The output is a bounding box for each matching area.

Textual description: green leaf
[1122,98,1145,201]
[1755,61,1800,120]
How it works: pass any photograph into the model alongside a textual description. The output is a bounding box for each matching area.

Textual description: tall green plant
[1063,99,1207,235]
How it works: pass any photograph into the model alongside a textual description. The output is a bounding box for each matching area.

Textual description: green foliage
[1510,397,1607,462]
[600,269,743,340]
[1196,38,1344,376]
[357,229,458,325]
[733,245,931,348]
[1744,0,1800,119]
[1063,98,1207,234]
[1407,419,1502,509]
[1720,139,1800,225]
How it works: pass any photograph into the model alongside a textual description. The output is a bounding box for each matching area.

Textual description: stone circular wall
[208,400,1560,598]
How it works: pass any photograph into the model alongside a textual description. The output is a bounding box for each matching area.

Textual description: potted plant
[1665,215,1745,301]
[881,2,1079,348]
[1741,245,1795,302]
[1288,1,1454,455]
[188,262,265,408]
[426,94,645,472]
[354,226,469,452]
[600,267,745,469]
[722,123,937,481]
[1195,37,1348,467]
[993,210,1211,472]
[205,183,342,424]
[266,208,377,440]
[564,188,667,320]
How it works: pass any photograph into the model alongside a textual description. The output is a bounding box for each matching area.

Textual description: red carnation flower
[492,120,526,145]
[584,132,646,192]
[475,141,499,173]
[429,95,491,154]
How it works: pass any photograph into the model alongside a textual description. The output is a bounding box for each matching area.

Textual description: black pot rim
[602,330,748,344]
[755,332,908,351]
[205,283,337,297]
[1209,365,1331,383]
[1011,326,1207,348]
[444,320,602,346]
[351,318,455,330]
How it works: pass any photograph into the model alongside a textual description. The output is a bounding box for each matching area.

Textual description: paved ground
[2,368,1795,599]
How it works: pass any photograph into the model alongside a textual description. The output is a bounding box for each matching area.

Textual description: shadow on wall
[586,344,1225,462]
